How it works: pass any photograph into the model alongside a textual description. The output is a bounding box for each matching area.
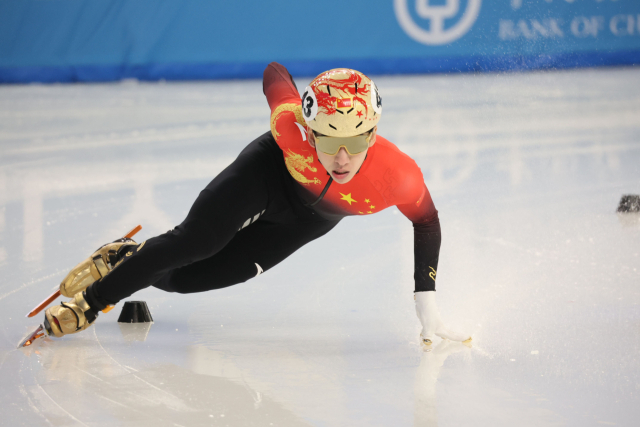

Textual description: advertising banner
[1,0,639,83]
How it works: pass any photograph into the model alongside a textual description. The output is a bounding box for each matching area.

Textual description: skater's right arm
[263,62,300,111]
[263,63,307,150]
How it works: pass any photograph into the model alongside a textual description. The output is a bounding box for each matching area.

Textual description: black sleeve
[413,215,441,292]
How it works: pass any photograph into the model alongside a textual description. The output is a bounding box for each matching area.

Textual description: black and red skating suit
[90,63,441,308]
[265,63,441,291]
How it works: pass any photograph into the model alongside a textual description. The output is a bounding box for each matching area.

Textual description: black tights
[94,132,339,304]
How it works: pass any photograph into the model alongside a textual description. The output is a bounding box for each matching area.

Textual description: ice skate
[25,225,141,319]
[18,288,109,347]
[44,290,102,337]
[19,226,142,348]
[58,235,139,298]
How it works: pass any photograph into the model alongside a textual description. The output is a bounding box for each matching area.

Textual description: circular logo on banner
[301,86,318,122]
[394,0,482,45]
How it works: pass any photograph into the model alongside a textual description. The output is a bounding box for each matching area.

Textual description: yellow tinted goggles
[314,132,372,156]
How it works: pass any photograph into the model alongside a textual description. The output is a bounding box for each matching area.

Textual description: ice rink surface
[0,67,639,426]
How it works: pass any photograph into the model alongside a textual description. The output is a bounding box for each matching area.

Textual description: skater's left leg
[42,132,279,338]
[88,133,283,305]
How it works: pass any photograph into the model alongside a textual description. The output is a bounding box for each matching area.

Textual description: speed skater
[34,63,471,346]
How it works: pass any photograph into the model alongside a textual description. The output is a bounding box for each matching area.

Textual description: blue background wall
[1,0,639,83]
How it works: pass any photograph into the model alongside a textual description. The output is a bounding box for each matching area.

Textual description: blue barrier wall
[1,0,639,83]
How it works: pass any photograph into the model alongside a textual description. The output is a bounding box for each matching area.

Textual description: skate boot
[60,237,138,297]
[44,285,107,337]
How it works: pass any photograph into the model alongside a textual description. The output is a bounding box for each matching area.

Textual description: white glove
[415,291,471,344]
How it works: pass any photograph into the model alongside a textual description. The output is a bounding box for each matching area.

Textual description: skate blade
[18,324,49,348]
[26,289,61,318]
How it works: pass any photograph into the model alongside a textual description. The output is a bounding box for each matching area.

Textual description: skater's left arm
[395,165,471,344]
[395,175,441,293]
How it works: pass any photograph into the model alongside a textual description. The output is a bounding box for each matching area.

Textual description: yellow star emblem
[365,198,370,203]
[358,211,364,214]
[339,193,357,205]
[369,205,375,209]
[367,211,372,214]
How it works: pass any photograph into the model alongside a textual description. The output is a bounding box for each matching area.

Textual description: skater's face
[308,127,377,184]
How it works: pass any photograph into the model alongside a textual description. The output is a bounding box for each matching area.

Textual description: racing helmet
[301,68,382,138]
